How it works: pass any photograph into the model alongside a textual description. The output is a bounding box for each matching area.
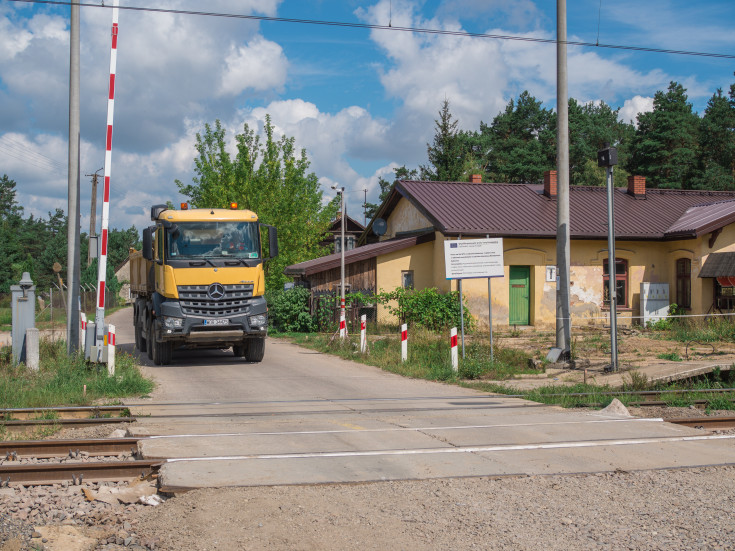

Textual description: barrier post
[450,327,458,371]
[80,313,87,351]
[360,314,366,354]
[339,310,346,339]
[401,323,407,362]
[107,324,116,376]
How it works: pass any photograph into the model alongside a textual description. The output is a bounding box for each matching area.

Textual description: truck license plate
[204,319,229,326]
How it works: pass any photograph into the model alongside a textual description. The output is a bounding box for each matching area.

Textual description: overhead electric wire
[8,0,735,60]
[0,136,66,173]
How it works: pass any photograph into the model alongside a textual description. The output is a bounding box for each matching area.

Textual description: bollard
[450,327,458,372]
[25,328,40,371]
[339,311,346,339]
[360,314,366,354]
[401,323,407,363]
[107,324,116,376]
[80,313,87,352]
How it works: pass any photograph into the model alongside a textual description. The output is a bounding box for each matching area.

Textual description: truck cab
[131,203,277,365]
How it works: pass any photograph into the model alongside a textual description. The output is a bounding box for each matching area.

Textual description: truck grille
[178,284,254,317]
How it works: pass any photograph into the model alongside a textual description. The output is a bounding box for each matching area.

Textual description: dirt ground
[495,325,735,370]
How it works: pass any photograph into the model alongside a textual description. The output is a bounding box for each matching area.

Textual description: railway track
[0,405,134,437]
[0,436,162,486]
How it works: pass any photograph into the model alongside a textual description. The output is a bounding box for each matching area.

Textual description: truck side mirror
[259,224,278,259]
[142,227,154,261]
[268,225,278,259]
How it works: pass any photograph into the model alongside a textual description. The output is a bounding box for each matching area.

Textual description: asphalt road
[108,308,735,491]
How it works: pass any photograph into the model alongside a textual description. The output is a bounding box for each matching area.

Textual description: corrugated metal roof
[285,232,435,276]
[395,181,735,240]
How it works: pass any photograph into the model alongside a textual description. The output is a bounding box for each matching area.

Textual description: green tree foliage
[566,99,634,186]
[692,86,735,190]
[627,82,700,189]
[364,166,418,221]
[420,99,464,181]
[267,287,315,332]
[478,91,556,184]
[175,116,337,292]
[0,174,138,296]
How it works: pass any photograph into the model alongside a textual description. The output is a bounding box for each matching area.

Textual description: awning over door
[699,253,735,286]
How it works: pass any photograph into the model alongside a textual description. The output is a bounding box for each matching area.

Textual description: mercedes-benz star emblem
[207,283,225,300]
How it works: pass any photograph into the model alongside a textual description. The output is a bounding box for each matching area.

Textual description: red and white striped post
[401,323,407,362]
[107,324,116,376]
[360,314,366,353]
[94,0,120,357]
[339,302,346,339]
[450,327,458,371]
[80,313,87,351]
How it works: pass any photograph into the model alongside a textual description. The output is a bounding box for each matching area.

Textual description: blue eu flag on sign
[450,243,458,248]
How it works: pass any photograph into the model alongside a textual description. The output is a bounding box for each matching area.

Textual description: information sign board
[444,238,504,280]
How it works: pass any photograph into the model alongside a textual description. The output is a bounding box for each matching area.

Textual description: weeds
[0,338,154,409]
[657,352,683,361]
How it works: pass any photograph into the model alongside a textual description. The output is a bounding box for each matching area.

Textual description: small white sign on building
[444,238,504,280]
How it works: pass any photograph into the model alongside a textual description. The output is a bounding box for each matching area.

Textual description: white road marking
[164,433,735,463]
[147,417,665,440]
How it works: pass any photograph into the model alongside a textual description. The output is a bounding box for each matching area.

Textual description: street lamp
[332,184,346,339]
[598,143,618,372]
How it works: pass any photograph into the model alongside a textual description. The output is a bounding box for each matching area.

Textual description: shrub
[376,287,474,332]
[267,287,315,333]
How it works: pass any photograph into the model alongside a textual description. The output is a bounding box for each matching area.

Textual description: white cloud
[619,96,654,125]
[219,37,288,97]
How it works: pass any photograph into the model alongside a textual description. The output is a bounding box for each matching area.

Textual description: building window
[402,270,414,289]
[676,258,691,309]
[603,258,628,308]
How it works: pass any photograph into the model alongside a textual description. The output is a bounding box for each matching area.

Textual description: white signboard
[444,238,504,280]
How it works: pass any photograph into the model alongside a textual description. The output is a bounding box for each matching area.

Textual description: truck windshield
[166,221,260,260]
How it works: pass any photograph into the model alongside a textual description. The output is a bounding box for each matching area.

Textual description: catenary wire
[7,0,735,60]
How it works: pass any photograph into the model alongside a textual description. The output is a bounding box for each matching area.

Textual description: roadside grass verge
[276,328,542,383]
[277,329,735,412]
[0,338,154,410]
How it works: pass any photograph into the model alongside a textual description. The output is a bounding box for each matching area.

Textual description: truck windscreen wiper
[188,259,217,267]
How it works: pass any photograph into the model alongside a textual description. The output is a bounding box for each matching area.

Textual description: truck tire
[146,322,154,361]
[233,344,247,357]
[135,321,146,353]
[151,331,173,366]
[245,337,265,362]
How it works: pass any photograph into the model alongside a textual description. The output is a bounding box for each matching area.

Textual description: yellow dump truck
[130,203,277,365]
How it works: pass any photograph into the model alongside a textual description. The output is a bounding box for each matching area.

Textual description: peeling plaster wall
[372,224,735,328]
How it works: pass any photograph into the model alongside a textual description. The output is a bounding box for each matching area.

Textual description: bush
[376,287,474,332]
[268,287,315,332]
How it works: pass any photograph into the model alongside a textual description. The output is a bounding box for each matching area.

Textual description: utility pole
[332,184,346,339]
[67,0,81,354]
[598,144,619,372]
[555,0,572,360]
[85,169,102,266]
[363,188,368,226]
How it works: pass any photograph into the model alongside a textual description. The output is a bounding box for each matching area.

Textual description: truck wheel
[151,334,173,366]
[135,321,146,353]
[246,337,265,362]
[146,323,154,360]
[233,344,247,357]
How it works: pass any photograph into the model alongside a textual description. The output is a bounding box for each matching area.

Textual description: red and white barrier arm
[95,0,119,349]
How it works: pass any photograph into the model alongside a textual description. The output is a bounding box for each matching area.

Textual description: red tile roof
[393,181,735,240]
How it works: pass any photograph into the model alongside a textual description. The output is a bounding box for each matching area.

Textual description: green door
[509,265,530,325]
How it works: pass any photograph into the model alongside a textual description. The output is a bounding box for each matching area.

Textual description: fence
[310,289,376,333]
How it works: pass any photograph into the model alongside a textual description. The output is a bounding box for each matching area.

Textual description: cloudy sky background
[1,0,734,231]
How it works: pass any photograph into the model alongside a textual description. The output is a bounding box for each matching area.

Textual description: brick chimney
[627,175,646,198]
[543,170,557,198]
[469,174,482,183]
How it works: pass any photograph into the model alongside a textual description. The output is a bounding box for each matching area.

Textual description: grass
[278,327,541,384]
[0,338,154,410]
[656,352,683,361]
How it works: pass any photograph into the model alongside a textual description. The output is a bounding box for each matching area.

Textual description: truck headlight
[249,314,267,328]
[162,317,184,329]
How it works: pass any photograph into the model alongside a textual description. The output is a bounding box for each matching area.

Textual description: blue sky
[1,0,734,231]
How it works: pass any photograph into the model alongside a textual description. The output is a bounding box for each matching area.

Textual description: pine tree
[627,82,700,189]
[420,99,464,181]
